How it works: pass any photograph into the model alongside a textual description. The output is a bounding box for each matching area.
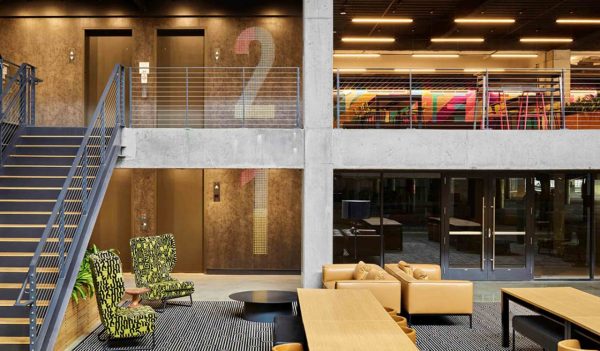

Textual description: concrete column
[302,0,334,287]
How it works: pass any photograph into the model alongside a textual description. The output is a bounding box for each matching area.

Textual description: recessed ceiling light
[557,18,600,24]
[342,37,395,43]
[520,37,573,43]
[412,54,460,58]
[333,53,381,58]
[491,53,539,58]
[394,68,436,72]
[352,17,413,23]
[455,18,515,24]
[431,37,485,43]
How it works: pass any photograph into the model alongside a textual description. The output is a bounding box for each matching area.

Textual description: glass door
[488,176,533,280]
[443,176,488,280]
[442,174,533,280]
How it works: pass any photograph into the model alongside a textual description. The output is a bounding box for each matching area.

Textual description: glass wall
[534,174,590,278]
[382,174,441,265]
[333,172,382,264]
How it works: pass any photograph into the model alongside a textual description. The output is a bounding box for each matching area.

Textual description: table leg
[502,291,510,347]
[130,294,141,308]
[565,321,572,339]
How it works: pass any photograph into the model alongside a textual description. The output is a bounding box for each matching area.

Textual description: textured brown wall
[89,169,133,271]
[131,169,157,237]
[204,169,302,271]
[0,17,302,126]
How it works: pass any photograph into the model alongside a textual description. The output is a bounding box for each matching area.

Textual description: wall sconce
[139,213,148,232]
[139,62,150,98]
[68,48,75,63]
[214,48,221,62]
[213,182,220,202]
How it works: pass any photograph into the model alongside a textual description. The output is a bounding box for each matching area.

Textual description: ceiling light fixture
[394,68,436,72]
[464,68,506,72]
[455,18,515,24]
[556,18,600,24]
[342,37,395,43]
[334,68,368,72]
[333,53,381,58]
[491,53,539,58]
[520,37,573,43]
[352,17,413,23]
[431,37,485,43]
[412,54,460,58]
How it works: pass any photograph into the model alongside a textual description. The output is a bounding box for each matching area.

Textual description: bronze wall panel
[156,169,204,273]
[89,169,133,271]
[131,169,157,237]
[0,17,302,126]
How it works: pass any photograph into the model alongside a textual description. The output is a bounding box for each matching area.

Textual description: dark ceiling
[334,0,600,50]
[0,0,302,17]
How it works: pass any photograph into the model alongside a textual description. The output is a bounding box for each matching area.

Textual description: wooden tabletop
[502,287,600,335]
[125,287,150,295]
[298,289,418,351]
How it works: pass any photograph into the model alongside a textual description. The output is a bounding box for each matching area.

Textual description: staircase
[0,126,85,351]
[0,63,125,351]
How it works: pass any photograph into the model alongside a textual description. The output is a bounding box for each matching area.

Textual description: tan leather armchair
[384,263,473,326]
[322,263,401,312]
[558,340,598,351]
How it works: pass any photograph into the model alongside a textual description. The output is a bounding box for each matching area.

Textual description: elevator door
[156,29,204,128]
[85,30,132,124]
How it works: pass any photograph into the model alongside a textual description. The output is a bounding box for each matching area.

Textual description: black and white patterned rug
[74,301,541,351]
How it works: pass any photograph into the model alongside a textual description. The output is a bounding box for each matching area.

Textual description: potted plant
[565,95,600,129]
[71,245,119,303]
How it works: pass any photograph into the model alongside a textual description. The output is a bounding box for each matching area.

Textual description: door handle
[481,196,485,270]
[492,196,496,271]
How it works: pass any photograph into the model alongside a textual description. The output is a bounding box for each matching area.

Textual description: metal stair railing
[0,56,40,165]
[14,64,126,351]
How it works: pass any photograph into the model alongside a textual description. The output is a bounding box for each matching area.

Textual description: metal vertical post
[82,148,88,215]
[336,69,340,128]
[482,71,489,129]
[185,67,189,129]
[30,66,36,126]
[58,204,65,274]
[19,66,26,125]
[29,270,37,350]
[120,68,125,127]
[409,70,413,129]
[242,67,246,127]
[560,69,566,129]
[116,69,121,127]
[296,67,301,127]
[0,56,4,118]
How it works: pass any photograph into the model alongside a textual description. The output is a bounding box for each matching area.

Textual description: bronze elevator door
[85,30,132,124]
[156,30,204,128]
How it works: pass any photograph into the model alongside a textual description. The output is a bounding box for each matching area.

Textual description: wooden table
[125,287,150,308]
[298,289,418,351]
[501,287,600,347]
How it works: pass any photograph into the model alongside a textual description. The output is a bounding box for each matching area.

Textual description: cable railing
[15,64,125,351]
[334,68,600,129]
[0,57,38,164]
[128,66,301,128]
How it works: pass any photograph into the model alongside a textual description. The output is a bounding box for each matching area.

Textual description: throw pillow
[366,269,386,280]
[413,268,429,280]
[353,261,371,280]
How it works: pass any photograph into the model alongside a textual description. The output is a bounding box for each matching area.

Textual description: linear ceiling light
[455,18,515,24]
[342,37,395,43]
[333,53,381,58]
[491,53,539,58]
[557,18,600,24]
[520,37,573,43]
[352,17,413,23]
[431,37,484,43]
[394,68,436,72]
[464,68,505,72]
[334,68,368,72]
[412,54,460,58]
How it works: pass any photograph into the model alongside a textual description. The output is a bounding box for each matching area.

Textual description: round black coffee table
[229,290,297,323]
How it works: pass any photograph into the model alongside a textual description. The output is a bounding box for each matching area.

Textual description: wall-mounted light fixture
[214,48,221,62]
[68,48,76,63]
[213,182,220,202]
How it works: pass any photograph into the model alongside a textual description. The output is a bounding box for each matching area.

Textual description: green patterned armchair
[130,233,194,311]
[89,251,156,350]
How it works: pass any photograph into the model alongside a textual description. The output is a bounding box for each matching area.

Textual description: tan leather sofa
[384,263,473,326]
[322,263,401,312]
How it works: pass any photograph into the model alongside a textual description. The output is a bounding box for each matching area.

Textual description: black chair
[273,315,307,347]
[513,315,564,351]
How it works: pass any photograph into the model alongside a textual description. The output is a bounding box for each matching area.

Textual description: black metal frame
[146,293,193,313]
[405,312,473,329]
[98,329,156,351]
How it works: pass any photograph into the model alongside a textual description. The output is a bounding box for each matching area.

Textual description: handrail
[334,67,600,129]
[0,60,39,164]
[15,64,125,351]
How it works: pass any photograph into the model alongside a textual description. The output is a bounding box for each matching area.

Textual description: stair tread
[0,300,48,307]
[0,336,29,344]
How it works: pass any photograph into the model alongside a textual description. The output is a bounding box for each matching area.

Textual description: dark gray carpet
[74,301,542,351]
